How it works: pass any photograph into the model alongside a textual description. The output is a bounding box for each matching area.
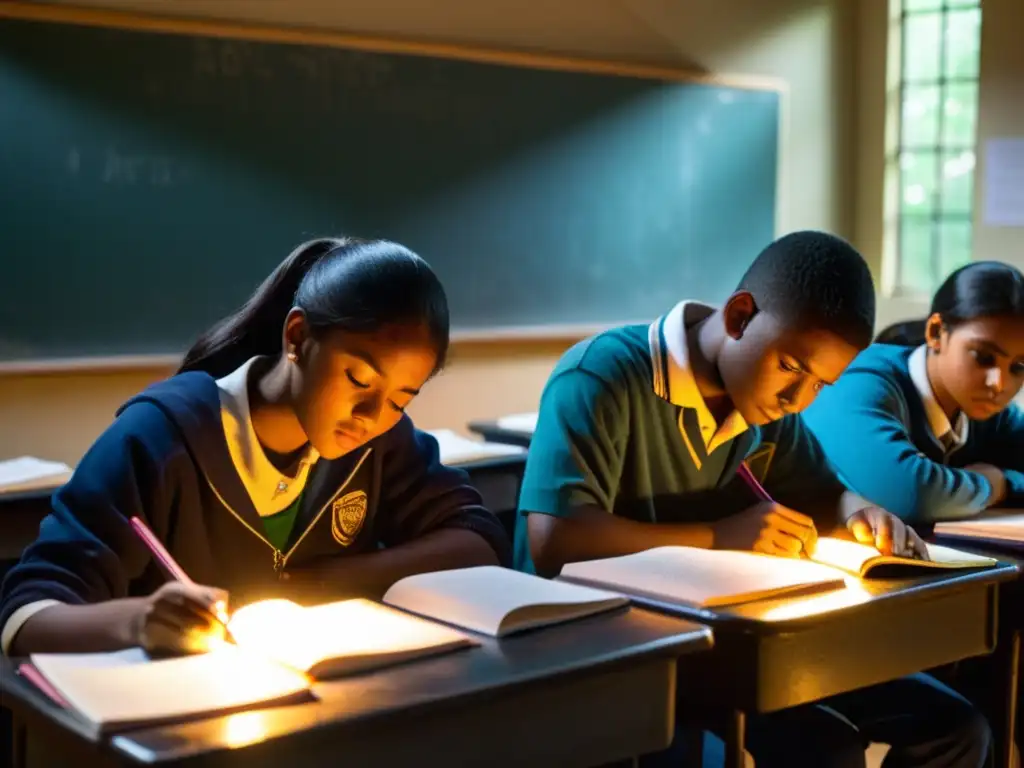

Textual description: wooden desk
[933,539,1024,768]
[635,564,1019,768]
[2,607,712,768]
[468,420,535,449]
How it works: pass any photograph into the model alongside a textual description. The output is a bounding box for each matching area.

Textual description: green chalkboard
[0,17,779,363]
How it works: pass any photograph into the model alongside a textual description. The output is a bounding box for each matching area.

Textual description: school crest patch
[331,490,367,546]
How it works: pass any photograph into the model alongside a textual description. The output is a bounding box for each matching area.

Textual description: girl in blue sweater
[804,261,1024,525]
[0,237,509,658]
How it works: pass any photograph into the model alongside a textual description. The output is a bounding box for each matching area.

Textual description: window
[889,0,982,296]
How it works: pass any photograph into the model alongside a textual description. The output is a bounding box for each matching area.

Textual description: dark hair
[930,261,1024,330]
[875,262,1024,346]
[736,230,876,348]
[179,237,450,378]
[875,319,926,346]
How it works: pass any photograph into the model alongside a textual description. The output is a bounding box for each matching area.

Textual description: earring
[287,350,298,362]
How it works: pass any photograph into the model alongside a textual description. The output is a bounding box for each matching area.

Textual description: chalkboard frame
[0,0,786,374]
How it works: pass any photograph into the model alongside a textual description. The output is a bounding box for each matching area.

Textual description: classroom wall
[2,0,868,465]
[973,0,1024,271]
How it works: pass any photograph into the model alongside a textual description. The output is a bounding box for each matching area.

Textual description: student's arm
[1,404,217,656]
[283,417,509,600]
[802,370,994,522]
[520,370,714,577]
[989,404,1024,505]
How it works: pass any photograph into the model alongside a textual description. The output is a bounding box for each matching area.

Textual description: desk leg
[999,629,1021,768]
[724,711,746,768]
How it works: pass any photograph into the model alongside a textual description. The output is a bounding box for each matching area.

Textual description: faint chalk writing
[101,148,189,187]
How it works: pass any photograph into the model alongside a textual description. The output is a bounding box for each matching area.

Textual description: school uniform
[515,301,990,768]
[0,357,510,655]
[803,343,1024,525]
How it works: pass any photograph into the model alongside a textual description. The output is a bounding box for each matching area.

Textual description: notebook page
[228,598,471,672]
[811,537,878,575]
[383,566,627,636]
[561,547,845,607]
[31,646,308,730]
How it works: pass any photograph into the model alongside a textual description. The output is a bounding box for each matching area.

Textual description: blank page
[227,598,473,673]
[383,566,627,637]
[31,646,309,732]
[560,547,845,608]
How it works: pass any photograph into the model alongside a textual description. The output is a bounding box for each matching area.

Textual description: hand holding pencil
[129,516,232,655]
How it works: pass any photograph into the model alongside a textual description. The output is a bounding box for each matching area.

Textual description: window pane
[900,215,936,293]
[901,151,938,213]
[938,219,972,276]
[904,0,942,12]
[940,151,976,213]
[904,13,942,81]
[902,86,940,147]
[942,82,978,147]
[944,9,982,79]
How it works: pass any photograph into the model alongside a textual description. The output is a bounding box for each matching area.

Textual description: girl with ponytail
[805,261,1024,523]
[1,238,510,657]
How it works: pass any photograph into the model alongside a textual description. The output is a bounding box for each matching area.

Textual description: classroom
[1,0,1023,766]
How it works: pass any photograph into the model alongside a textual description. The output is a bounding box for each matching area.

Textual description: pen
[129,516,233,633]
[735,463,813,558]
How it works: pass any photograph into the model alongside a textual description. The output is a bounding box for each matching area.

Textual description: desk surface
[664,562,1018,713]
[3,607,711,766]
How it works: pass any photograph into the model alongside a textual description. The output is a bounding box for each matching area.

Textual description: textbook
[559,539,997,609]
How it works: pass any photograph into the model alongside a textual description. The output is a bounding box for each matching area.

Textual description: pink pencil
[735,462,773,503]
[129,516,195,584]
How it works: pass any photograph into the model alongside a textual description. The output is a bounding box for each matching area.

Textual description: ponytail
[179,239,342,378]
[179,236,450,378]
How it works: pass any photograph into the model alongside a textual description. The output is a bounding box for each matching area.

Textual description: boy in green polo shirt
[516,232,989,768]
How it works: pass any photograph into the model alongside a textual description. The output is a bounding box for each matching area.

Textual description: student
[804,261,1024,522]
[0,237,510,658]
[515,231,990,768]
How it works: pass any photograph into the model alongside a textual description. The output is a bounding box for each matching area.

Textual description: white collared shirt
[908,345,968,455]
[649,300,749,468]
[216,357,320,517]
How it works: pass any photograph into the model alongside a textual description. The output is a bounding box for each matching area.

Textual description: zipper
[201,447,372,577]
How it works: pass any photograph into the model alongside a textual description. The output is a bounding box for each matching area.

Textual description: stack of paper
[935,511,1024,545]
[0,456,73,494]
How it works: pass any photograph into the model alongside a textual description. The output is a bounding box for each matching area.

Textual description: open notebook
[560,547,847,608]
[22,598,473,734]
[811,537,997,577]
[934,511,1024,547]
[382,565,628,636]
[559,539,997,609]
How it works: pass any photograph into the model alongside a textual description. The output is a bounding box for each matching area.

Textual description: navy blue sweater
[0,372,510,631]
[804,343,1024,523]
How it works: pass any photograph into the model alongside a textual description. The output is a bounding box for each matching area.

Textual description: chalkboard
[0,16,780,363]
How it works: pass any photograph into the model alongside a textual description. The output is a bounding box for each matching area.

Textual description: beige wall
[973,0,1024,270]
[1,0,866,466]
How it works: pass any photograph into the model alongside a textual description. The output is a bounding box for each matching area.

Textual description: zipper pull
[273,549,285,576]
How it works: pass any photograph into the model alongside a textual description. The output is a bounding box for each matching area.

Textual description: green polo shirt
[513,301,847,574]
